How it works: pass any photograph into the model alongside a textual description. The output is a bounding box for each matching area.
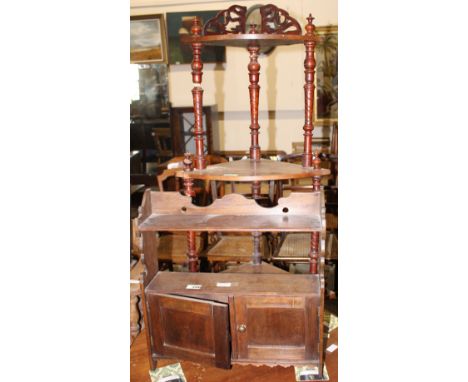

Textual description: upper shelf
[176,159,330,182]
[181,4,319,48]
[180,33,311,48]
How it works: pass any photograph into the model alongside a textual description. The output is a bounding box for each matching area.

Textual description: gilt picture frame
[131,14,168,64]
[314,25,338,124]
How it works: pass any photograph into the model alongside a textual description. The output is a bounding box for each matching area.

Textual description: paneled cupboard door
[232,295,319,363]
[147,293,231,369]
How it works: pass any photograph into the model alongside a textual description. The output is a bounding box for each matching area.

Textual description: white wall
[131,0,338,152]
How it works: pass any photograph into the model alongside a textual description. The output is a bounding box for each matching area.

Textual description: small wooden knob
[238,324,247,333]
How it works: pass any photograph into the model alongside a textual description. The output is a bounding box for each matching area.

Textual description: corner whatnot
[137,3,330,378]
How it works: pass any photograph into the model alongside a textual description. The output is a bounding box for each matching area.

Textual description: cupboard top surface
[146,271,320,297]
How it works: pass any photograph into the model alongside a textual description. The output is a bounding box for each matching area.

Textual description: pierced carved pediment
[260,4,302,35]
[202,4,302,35]
[203,5,247,35]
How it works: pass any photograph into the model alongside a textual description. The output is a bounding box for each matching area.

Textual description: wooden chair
[155,155,272,271]
[130,259,143,345]
[270,152,325,258]
[154,155,229,269]
[272,151,337,295]
[151,128,173,157]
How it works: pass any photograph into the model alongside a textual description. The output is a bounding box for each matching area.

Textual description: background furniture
[130,114,173,169]
[170,106,215,156]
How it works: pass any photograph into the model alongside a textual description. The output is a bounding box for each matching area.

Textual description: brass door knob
[238,324,247,333]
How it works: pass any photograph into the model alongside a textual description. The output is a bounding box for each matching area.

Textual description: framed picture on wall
[131,14,168,63]
[314,25,338,124]
[166,11,226,65]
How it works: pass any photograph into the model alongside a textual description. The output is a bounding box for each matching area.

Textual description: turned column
[310,152,322,273]
[247,24,262,198]
[251,231,262,265]
[190,17,207,170]
[302,15,317,168]
[183,153,198,272]
[130,286,141,344]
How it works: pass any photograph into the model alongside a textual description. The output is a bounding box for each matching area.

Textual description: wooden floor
[130,328,338,382]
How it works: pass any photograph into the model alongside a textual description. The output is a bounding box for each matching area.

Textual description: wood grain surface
[138,191,322,232]
[180,33,320,48]
[176,159,330,182]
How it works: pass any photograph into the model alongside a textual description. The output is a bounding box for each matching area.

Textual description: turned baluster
[183,153,198,272]
[130,287,141,344]
[302,14,317,168]
[310,152,322,273]
[247,24,262,198]
[190,17,207,170]
[251,231,262,265]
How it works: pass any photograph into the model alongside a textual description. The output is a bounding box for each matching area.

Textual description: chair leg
[130,288,141,345]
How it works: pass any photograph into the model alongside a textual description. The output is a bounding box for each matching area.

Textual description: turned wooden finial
[190,17,203,84]
[183,152,193,171]
[191,16,202,36]
[305,14,315,35]
[312,151,321,169]
[183,153,195,198]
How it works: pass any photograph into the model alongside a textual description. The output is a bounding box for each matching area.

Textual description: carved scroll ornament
[203,5,247,35]
[260,4,302,35]
[202,4,302,35]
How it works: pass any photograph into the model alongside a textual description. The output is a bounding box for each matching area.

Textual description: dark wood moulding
[180,33,320,48]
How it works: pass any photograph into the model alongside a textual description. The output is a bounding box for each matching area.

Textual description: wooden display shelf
[181,33,316,48]
[138,191,322,233]
[138,5,329,377]
[176,159,330,182]
[140,214,320,232]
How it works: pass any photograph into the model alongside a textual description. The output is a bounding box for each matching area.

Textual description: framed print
[314,25,338,124]
[131,14,168,63]
[166,11,226,65]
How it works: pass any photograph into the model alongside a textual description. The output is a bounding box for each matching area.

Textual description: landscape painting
[131,14,167,63]
[315,25,338,124]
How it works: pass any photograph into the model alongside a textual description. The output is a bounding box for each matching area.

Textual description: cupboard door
[233,295,319,362]
[147,293,231,369]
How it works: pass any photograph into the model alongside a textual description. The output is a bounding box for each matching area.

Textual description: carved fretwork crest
[260,4,302,35]
[203,5,247,35]
[202,4,302,35]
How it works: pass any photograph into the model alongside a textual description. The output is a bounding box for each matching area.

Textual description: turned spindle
[247,24,262,198]
[190,17,203,84]
[302,14,316,168]
[190,17,207,170]
[183,153,198,272]
[192,87,206,169]
[130,290,141,344]
[310,152,322,274]
[247,24,261,161]
[251,231,262,265]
